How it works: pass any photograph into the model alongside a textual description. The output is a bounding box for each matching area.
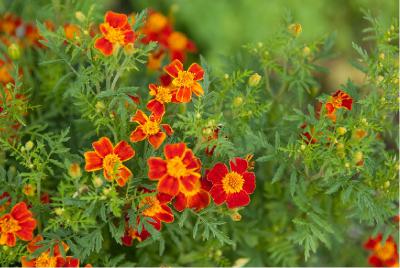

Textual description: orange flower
[207,158,256,209]
[21,235,80,267]
[0,202,36,247]
[84,137,135,186]
[64,23,81,41]
[0,13,22,36]
[122,190,173,246]
[130,109,173,149]
[140,11,172,46]
[325,90,353,121]
[147,83,177,117]
[167,31,197,62]
[94,11,136,56]
[173,172,211,212]
[164,59,204,103]
[0,58,14,85]
[147,143,202,196]
[364,234,399,267]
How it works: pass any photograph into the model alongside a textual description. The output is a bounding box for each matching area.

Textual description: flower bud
[54,207,65,216]
[224,74,229,79]
[384,181,390,188]
[303,46,311,56]
[75,11,86,22]
[93,176,103,188]
[233,96,243,107]
[230,211,242,221]
[68,163,82,178]
[353,128,367,140]
[300,144,306,150]
[124,43,135,55]
[25,141,34,151]
[288,23,302,37]
[23,184,36,196]
[337,127,347,135]
[379,53,385,60]
[248,73,261,87]
[353,151,364,165]
[95,101,106,113]
[8,43,21,60]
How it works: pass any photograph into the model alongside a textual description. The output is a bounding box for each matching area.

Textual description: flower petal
[164,143,186,159]
[130,109,148,125]
[147,99,165,118]
[226,190,250,209]
[188,63,204,81]
[105,11,128,28]
[148,131,166,149]
[163,59,183,78]
[84,151,103,171]
[113,140,135,161]
[130,126,147,142]
[94,37,113,56]
[116,165,132,186]
[147,157,167,180]
[191,82,204,96]
[15,219,36,241]
[10,202,32,222]
[92,137,113,158]
[158,175,179,196]
[175,87,192,103]
[157,205,174,223]
[173,193,187,212]
[229,157,248,174]
[124,30,135,44]
[180,173,200,193]
[161,124,173,136]
[209,184,227,205]
[242,172,256,194]
[188,190,210,211]
[207,163,228,184]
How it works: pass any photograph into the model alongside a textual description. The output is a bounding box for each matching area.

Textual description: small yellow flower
[337,127,347,135]
[68,163,82,178]
[233,96,244,107]
[23,184,36,196]
[25,141,34,151]
[248,73,261,87]
[288,23,302,37]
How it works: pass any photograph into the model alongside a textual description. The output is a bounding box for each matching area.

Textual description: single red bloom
[325,90,353,121]
[0,202,36,247]
[167,31,197,62]
[207,158,256,209]
[21,235,80,267]
[163,59,204,103]
[130,109,173,149]
[147,143,202,197]
[364,234,399,267]
[84,137,135,186]
[94,11,136,56]
[147,83,178,118]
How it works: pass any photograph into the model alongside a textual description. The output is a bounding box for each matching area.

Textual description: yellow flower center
[374,241,396,261]
[103,23,126,44]
[103,154,121,175]
[168,32,188,51]
[143,120,160,135]
[0,216,20,233]
[147,13,168,32]
[140,196,161,217]
[35,252,57,267]
[167,157,190,178]
[222,172,244,194]
[172,71,195,88]
[153,86,172,104]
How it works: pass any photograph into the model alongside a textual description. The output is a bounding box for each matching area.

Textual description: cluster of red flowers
[364,234,399,267]
[85,11,256,245]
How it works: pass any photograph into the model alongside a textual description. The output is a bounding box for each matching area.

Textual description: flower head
[130,109,173,149]
[167,31,197,62]
[364,234,399,267]
[94,11,135,56]
[147,143,202,197]
[146,83,177,117]
[84,137,135,186]
[207,158,256,209]
[0,202,36,247]
[21,235,80,267]
[325,90,353,121]
[163,59,204,103]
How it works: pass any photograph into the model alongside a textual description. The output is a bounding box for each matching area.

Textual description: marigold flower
[207,158,256,209]
[140,11,172,46]
[364,234,399,267]
[21,235,80,267]
[325,90,353,121]
[84,137,135,186]
[0,13,22,36]
[130,109,173,149]
[164,59,204,103]
[147,83,177,117]
[64,23,80,41]
[167,31,196,62]
[0,201,36,247]
[94,11,136,56]
[147,143,202,196]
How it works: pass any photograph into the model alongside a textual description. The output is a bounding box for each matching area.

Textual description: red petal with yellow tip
[188,63,204,81]
[113,140,135,161]
[130,126,147,142]
[116,165,132,186]
[92,137,113,157]
[147,99,165,118]
[164,143,186,159]
[84,152,103,171]
[229,157,248,174]
[148,131,166,149]
[158,175,179,196]
[131,109,148,124]
[94,37,113,56]
[161,124,173,136]
[105,11,128,28]
[164,59,183,78]
[191,82,204,96]
[180,174,199,192]
[147,157,167,179]
[175,87,192,103]
[173,193,187,212]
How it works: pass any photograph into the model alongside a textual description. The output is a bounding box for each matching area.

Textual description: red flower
[94,11,135,56]
[140,11,172,47]
[122,191,173,246]
[300,123,318,144]
[0,13,22,36]
[21,235,80,267]
[163,59,204,103]
[207,158,256,209]
[0,202,36,247]
[147,83,177,117]
[173,172,211,212]
[364,234,399,267]
[130,109,173,149]
[167,31,197,62]
[325,90,353,121]
[64,23,81,41]
[147,143,202,197]
[84,137,135,186]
